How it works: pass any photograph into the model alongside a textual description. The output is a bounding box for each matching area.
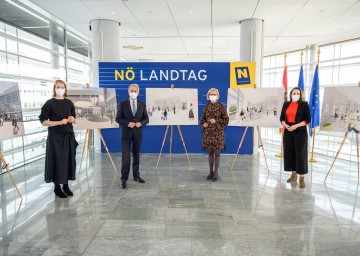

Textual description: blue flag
[298,64,305,93]
[308,64,320,136]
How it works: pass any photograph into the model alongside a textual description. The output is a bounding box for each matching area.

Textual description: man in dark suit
[116,84,149,189]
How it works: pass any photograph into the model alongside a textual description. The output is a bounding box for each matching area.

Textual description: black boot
[207,171,214,180]
[62,184,73,196]
[212,171,218,181]
[54,184,67,198]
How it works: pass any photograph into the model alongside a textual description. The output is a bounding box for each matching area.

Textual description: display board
[146,88,198,125]
[67,88,118,130]
[227,88,284,127]
[99,62,254,154]
[0,82,25,138]
[321,86,360,133]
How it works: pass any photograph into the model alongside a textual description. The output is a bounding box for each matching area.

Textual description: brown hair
[52,80,68,97]
[288,87,303,102]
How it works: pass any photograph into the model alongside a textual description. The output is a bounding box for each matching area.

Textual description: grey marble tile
[1,153,360,256]
[191,239,252,256]
[164,221,221,239]
[168,198,205,208]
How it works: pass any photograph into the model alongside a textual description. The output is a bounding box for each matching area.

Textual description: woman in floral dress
[200,88,229,181]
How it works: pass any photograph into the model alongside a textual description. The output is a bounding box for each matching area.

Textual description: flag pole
[309,48,320,163]
[276,52,287,158]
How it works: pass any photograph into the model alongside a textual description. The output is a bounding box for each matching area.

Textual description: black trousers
[121,135,141,181]
[283,128,308,175]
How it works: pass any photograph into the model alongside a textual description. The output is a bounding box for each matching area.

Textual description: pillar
[240,18,264,155]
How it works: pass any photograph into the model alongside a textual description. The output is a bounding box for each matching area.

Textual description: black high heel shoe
[207,171,214,180]
[54,185,68,198]
[62,184,73,196]
[212,172,218,182]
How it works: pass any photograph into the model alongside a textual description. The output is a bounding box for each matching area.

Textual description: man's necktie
[132,100,136,116]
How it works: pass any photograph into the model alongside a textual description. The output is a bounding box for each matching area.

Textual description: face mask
[292,95,300,102]
[209,95,217,102]
[55,88,65,97]
[130,92,138,99]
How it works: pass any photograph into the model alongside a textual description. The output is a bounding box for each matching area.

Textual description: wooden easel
[77,128,118,181]
[231,126,269,172]
[156,84,191,168]
[156,124,191,168]
[324,132,360,183]
[0,151,23,200]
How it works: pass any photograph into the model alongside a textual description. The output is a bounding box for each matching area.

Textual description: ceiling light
[111,12,115,15]
[123,45,143,50]
[189,11,193,14]
[22,25,49,29]
[320,9,326,12]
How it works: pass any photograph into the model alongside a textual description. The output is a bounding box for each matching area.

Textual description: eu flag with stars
[298,64,305,93]
[309,64,320,136]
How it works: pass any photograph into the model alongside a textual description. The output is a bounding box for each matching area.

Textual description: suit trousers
[121,134,141,181]
[283,128,308,175]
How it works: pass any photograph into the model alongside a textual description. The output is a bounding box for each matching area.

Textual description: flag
[282,65,288,101]
[298,64,305,93]
[308,64,320,136]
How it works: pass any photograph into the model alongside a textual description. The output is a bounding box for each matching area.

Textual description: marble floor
[0,147,360,256]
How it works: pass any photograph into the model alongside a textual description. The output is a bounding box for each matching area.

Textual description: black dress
[39,98,79,184]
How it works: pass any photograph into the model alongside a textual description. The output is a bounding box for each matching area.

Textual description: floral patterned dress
[200,102,229,150]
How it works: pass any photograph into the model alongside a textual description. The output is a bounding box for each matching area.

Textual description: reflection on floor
[0,148,360,255]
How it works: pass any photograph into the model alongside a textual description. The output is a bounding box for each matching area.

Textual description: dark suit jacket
[115,99,149,140]
[280,101,311,131]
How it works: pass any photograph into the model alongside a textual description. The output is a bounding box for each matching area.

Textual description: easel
[77,128,118,181]
[0,151,23,200]
[156,84,191,168]
[156,125,191,168]
[324,132,360,183]
[231,126,269,172]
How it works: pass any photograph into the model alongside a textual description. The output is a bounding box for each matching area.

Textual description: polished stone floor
[0,147,360,255]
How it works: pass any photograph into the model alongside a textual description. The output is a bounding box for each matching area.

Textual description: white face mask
[209,95,217,102]
[292,94,300,102]
[55,88,65,97]
[129,92,138,99]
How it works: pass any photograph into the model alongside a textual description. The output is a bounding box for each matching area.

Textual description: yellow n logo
[235,67,250,85]
[237,68,248,78]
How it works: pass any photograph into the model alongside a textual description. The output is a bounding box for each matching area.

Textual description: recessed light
[189,11,193,14]
[111,12,115,15]
[123,45,143,50]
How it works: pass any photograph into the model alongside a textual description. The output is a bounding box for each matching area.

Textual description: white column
[90,19,121,87]
[240,18,264,155]
[90,19,121,151]
[240,18,264,87]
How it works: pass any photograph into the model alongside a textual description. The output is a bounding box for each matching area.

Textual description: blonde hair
[52,80,68,97]
[206,88,219,100]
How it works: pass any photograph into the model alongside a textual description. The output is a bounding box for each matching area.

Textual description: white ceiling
[29,0,360,62]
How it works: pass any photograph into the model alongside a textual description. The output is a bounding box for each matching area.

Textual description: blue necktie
[132,100,136,116]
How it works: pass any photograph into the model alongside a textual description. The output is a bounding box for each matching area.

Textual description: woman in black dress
[200,88,229,181]
[39,80,78,198]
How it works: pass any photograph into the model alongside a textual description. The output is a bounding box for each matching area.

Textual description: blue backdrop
[99,62,253,154]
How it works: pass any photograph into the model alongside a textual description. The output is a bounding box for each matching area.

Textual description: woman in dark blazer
[280,87,311,188]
